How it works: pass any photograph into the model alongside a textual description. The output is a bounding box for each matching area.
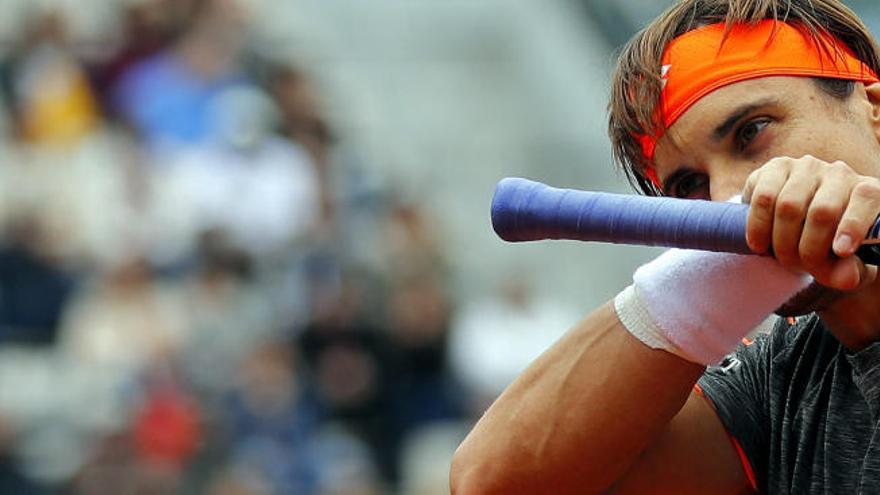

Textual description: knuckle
[801,256,827,274]
[837,218,864,236]
[807,202,843,226]
[764,157,790,170]
[746,169,761,185]
[853,179,880,201]
[827,161,855,177]
[747,229,769,251]
[800,244,827,269]
[797,154,815,162]
[750,189,776,211]
[776,197,806,220]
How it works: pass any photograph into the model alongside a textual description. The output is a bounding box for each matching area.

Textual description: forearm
[450,301,704,494]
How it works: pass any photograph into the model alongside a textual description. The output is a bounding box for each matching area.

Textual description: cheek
[709,166,755,201]
[789,105,880,172]
[709,152,769,201]
[812,125,880,177]
[844,124,880,177]
[845,149,880,178]
[756,124,826,164]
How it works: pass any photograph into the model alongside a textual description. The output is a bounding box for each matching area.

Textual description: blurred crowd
[0,1,577,494]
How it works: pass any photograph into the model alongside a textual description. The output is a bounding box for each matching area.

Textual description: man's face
[652,76,880,201]
[652,76,880,314]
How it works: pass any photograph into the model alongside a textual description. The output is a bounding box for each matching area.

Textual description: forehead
[652,76,817,167]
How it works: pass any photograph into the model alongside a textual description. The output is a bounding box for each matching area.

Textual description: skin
[451,76,880,494]
[654,76,880,350]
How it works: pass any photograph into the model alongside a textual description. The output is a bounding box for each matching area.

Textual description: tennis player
[451,1,880,493]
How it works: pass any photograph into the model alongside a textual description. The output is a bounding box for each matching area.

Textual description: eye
[669,172,709,199]
[735,118,770,150]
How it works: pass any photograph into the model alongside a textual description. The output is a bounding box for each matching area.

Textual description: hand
[742,155,880,290]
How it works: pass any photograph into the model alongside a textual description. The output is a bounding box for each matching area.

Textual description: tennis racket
[491,177,880,265]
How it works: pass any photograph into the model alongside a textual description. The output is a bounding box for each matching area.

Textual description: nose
[709,163,753,202]
[710,182,743,202]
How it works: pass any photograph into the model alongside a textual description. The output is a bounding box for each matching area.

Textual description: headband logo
[660,64,671,89]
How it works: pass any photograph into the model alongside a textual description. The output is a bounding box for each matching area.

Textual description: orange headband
[638,20,880,187]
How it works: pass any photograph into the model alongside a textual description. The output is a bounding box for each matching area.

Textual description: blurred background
[0,0,878,493]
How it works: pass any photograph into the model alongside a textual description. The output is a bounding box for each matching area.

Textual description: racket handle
[491,177,880,264]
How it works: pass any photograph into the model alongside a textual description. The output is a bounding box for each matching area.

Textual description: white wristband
[614,249,812,365]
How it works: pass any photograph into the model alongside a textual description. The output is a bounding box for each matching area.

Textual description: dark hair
[814,77,856,99]
[608,0,880,195]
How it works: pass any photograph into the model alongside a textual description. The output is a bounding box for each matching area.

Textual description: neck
[819,277,880,352]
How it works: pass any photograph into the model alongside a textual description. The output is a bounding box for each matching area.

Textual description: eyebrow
[711,97,779,142]
[660,96,781,194]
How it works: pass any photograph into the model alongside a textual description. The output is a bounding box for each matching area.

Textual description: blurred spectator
[309,424,384,495]
[69,430,183,495]
[0,9,99,147]
[298,270,399,484]
[381,200,448,280]
[270,66,335,171]
[58,257,186,378]
[111,0,255,149]
[449,276,577,408]
[205,464,271,495]
[0,417,52,494]
[0,2,479,493]
[177,230,276,401]
[132,379,201,470]
[0,129,148,268]
[90,0,197,118]
[221,342,323,494]
[0,217,76,345]
[146,86,322,260]
[387,269,462,426]
[269,66,331,161]
[385,268,465,486]
[269,66,337,224]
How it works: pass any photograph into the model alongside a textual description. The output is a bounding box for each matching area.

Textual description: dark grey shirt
[699,315,880,494]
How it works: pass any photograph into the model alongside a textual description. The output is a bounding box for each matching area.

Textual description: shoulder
[719,314,835,373]
[701,314,842,399]
[697,313,841,440]
[696,314,843,491]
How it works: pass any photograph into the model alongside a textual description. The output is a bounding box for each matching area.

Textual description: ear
[864,82,880,142]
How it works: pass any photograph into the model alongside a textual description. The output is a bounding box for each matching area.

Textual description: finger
[860,263,879,290]
[746,163,790,254]
[826,255,867,291]
[742,168,762,205]
[798,175,848,276]
[771,168,819,268]
[833,178,880,257]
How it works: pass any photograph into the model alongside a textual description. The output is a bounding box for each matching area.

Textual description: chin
[774,281,845,317]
